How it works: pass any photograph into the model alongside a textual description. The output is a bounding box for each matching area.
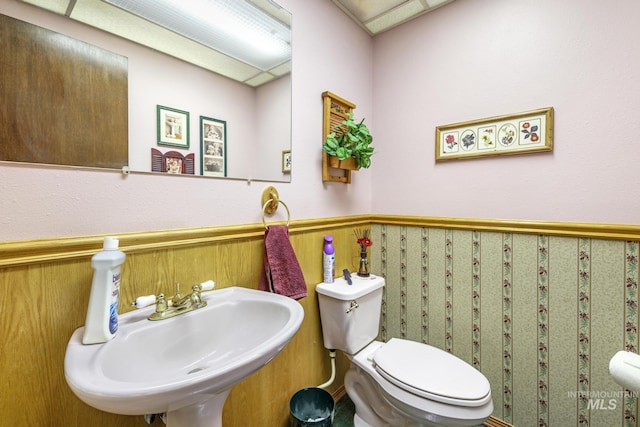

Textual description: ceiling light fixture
[101,0,291,71]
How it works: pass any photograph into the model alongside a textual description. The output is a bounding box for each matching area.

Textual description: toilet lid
[373,338,491,405]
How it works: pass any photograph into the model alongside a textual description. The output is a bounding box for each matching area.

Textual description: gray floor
[333,394,355,427]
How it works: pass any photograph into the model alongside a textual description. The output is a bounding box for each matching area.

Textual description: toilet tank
[316,275,385,355]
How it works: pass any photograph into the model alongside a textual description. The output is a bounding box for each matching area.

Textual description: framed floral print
[436,107,553,161]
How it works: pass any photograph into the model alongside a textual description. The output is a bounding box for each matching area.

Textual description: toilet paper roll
[609,350,640,392]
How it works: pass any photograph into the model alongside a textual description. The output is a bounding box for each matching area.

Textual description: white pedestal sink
[64,287,304,426]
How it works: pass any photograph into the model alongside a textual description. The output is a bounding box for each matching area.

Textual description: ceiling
[332,0,456,36]
[18,0,454,86]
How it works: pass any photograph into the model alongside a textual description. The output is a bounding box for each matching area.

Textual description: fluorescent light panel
[101,0,291,71]
[68,0,260,82]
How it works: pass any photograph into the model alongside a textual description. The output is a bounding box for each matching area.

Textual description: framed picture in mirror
[150,148,195,174]
[282,150,291,173]
[157,105,190,148]
[200,116,227,177]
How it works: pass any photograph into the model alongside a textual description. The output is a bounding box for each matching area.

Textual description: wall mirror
[10,0,292,182]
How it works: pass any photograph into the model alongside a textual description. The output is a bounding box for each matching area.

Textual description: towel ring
[262,198,290,230]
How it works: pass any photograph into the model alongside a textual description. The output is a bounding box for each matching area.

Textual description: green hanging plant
[323,112,375,168]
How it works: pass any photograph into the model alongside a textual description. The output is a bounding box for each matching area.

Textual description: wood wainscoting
[2,214,639,426]
[0,216,367,427]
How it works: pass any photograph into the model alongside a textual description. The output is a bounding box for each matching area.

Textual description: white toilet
[316,275,493,427]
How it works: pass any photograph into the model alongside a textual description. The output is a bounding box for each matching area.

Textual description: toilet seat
[372,338,491,407]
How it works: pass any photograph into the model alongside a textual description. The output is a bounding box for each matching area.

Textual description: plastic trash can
[289,387,335,427]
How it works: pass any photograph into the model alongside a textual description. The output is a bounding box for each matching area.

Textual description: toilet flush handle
[346,300,359,313]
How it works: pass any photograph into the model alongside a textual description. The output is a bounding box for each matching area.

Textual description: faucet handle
[200,280,215,291]
[190,281,213,308]
[131,294,159,309]
[171,282,185,305]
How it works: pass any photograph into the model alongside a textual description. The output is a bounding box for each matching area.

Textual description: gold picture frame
[282,150,291,173]
[435,107,554,162]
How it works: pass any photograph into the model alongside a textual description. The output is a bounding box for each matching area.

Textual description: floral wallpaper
[370,224,639,427]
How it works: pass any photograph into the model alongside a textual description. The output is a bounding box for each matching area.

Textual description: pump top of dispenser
[102,236,119,250]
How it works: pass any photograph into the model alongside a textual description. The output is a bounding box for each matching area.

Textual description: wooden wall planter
[322,91,357,183]
[328,155,360,170]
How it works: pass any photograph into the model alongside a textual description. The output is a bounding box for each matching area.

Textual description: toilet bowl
[316,275,493,426]
[348,340,493,426]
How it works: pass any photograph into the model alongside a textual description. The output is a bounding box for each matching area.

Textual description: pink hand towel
[259,225,307,300]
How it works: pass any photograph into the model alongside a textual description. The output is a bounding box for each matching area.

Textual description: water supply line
[317,349,337,389]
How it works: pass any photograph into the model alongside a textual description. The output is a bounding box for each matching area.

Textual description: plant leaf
[336,146,351,159]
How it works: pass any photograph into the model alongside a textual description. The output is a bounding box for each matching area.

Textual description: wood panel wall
[0,216,369,426]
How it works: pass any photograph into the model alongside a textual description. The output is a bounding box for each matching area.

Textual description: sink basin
[64,286,304,426]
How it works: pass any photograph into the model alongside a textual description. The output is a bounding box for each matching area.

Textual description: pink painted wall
[372,0,640,224]
[0,0,373,241]
[5,0,634,242]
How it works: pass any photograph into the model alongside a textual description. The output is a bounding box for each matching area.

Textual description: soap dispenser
[82,236,126,345]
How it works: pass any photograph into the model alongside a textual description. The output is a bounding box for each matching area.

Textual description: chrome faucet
[132,280,214,321]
